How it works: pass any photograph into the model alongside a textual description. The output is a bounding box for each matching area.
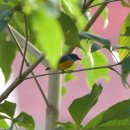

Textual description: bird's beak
[78,57,81,60]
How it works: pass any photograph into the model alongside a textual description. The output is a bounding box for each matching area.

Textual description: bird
[45,53,81,71]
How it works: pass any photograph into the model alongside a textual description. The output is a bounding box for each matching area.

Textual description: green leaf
[31,8,63,69]
[14,112,35,130]
[81,51,109,87]
[121,0,130,7]
[64,64,77,82]
[121,26,130,36]
[61,86,67,96]
[0,114,10,119]
[56,122,76,130]
[82,112,104,129]
[99,99,130,124]
[0,100,16,118]
[118,13,130,59]
[0,5,14,31]
[0,119,9,129]
[121,56,130,87]
[55,126,64,130]
[112,45,130,51]
[60,0,74,18]
[79,32,111,50]
[58,12,80,47]
[69,84,103,127]
[0,18,8,31]
[102,7,108,28]
[82,99,130,130]
[0,33,16,82]
[64,73,77,83]
[27,52,36,64]
[83,125,130,130]
[91,43,102,52]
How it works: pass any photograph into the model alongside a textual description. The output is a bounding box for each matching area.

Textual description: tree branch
[25,62,121,79]
[0,54,44,103]
[7,25,49,107]
[89,0,121,9]
[4,25,48,67]
[83,2,108,31]
[81,0,94,13]
[19,14,29,77]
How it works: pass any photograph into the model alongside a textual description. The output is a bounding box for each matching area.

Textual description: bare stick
[25,62,121,79]
[19,14,29,76]
[83,2,108,31]
[82,0,94,13]
[0,54,44,103]
[4,25,48,66]
[7,25,49,107]
[89,0,121,9]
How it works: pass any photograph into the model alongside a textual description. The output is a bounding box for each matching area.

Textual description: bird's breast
[58,60,74,70]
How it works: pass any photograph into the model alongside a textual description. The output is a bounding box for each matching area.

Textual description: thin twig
[83,2,108,31]
[7,25,49,107]
[109,67,130,88]
[81,0,95,13]
[25,62,121,80]
[110,50,119,63]
[120,51,130,64]
[19,14,29,77]
[82,0,87,9]
[0,54,44,103]
[89,0,121,9]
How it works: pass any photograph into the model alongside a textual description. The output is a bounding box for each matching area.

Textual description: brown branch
[25,62,121,80]
[81,0,95,13]
[83,2,108,31]
[89,0,121,9]
[7,25,49,107]
[82,0,87,9]
[0,54,44,103]
[19,14,29,77]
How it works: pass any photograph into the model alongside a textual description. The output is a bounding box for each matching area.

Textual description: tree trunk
[45,72,62,130]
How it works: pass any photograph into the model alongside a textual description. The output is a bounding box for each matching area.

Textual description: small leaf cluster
[0,100,35,130]
[55,84,130,130]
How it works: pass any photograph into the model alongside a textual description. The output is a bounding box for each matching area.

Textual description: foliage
[56,84,130,130]
[0,100,35,130]
[0,33,16,81]
[0,0,130,130]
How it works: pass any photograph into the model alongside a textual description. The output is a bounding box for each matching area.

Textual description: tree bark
[45,72,62,130]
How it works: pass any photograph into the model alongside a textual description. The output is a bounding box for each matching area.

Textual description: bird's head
[69,54,81,61]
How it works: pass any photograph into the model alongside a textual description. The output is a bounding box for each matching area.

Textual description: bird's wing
[59,55,70,63]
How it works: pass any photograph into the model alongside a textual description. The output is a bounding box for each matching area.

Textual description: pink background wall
[10,2,130,128]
